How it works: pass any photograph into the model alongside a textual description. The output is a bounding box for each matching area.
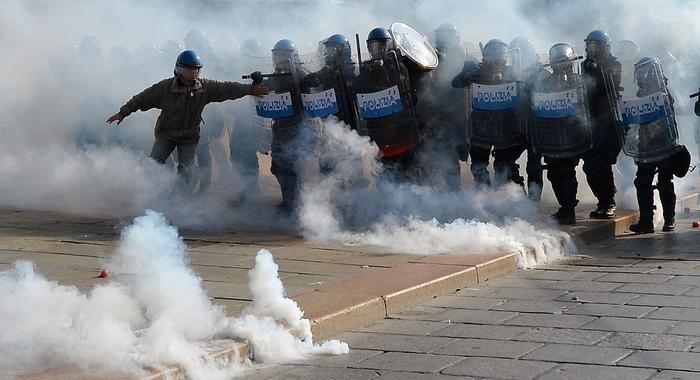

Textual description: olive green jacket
[119,77,252,143]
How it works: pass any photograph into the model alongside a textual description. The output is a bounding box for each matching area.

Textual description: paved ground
[242,211,700,379]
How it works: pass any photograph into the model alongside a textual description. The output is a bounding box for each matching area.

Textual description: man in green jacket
[106,49,268,189]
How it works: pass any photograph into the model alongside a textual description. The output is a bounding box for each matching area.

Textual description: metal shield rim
[389,22,439,69]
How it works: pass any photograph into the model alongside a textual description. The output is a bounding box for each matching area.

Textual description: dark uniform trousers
[582,143,620,209]
[470,144,526,188]
[545,156,580,211]
[635,158,675,224]
[270,121,315,211]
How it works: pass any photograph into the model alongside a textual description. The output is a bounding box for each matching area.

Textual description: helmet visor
[273,52,293,68]
[483,44,509,64]
[368,40,391,58]
[586,41,605,57]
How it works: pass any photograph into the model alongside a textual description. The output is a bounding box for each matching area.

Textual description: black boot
[662,218,675,232]
[629,219,654,234]
[590,204,616,219]
[552,208,576,225]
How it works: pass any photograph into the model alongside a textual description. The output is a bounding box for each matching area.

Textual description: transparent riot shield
[530,73,593,158]
[468,81,526,149]
[301,48,357,127]
[581,58,626,146]
[621,58,681,162]
[243,53,311,148]
[354,50,419,157]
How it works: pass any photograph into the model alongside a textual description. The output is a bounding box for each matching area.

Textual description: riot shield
[243,53,310,147]
[354,50,419,157]
[468,80,526,149]
[621,58,681,162]
[301,48,357,128]
[530,73,593,158]
[389,22,438,71]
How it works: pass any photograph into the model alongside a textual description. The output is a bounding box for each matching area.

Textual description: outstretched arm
[106,81,164,125]
[204,79,269,103]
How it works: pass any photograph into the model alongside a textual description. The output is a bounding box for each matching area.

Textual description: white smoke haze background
[0,211,348,379]
[1,0,699,228]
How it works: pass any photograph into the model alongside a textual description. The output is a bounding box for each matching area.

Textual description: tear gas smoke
[0,211,347,379]
[300,119,575,268]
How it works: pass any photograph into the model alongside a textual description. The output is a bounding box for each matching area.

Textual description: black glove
[695,99,700,117]
[251,71,263,85]
[583,58,598,72]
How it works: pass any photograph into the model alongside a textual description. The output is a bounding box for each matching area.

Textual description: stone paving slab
[597,332,698,352]
[440,357,556,379]
[433,337,543,359]
[620,350,700,372]
[537,363,656,380]
[510,327,612,345]
[349,352,463,373]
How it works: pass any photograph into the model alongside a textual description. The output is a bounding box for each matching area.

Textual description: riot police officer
[420,23,466,192]
[452,39,526,190]
[511,37,546,201]
[355,27,419,184]
[303,34,363,183]
[624,57,683,233]
[531,43,593,225]
[581,30,623,219]
[106,50,268,190]
[260,39,313,215]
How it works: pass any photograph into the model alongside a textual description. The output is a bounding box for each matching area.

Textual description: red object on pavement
[98,269,109,278]
[693,221,700,228]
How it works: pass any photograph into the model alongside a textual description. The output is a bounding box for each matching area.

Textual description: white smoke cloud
[0,211,347,379]
[300,120,574,267]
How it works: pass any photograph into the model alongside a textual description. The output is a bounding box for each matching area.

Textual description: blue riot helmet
[509,36,538,68]
[272,39,299,69]
[324,33,352,63]
[548,43,576,73]
[482,39,509,68]
[434,23,460,52]
[174,50,203,84]
[176,50,203,68]
[585,30,611,59]
[367,27,393,59]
